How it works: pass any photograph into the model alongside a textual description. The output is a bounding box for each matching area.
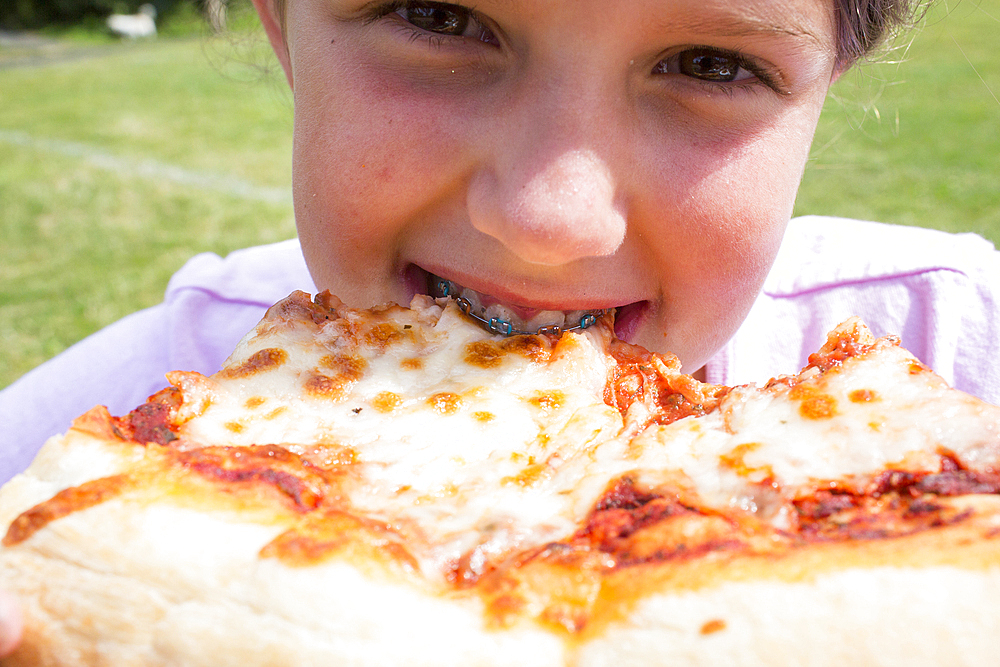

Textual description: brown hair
[835,0,928,67]
[269,0,924,68]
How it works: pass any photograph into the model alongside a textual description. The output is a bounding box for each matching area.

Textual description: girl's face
[258,0,839,372]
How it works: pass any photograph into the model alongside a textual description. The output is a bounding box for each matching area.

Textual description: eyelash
[366,1,497,47]
[655,49,784,95]
[366,2,783,94]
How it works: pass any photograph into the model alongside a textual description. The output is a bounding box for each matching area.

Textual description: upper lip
[410,263,640,314]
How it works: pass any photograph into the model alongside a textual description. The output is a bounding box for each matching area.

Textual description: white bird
[107,4,157,39]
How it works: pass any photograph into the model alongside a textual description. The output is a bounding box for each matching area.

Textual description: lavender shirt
[3,216,1000,483]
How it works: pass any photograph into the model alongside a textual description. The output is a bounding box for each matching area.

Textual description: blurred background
[0,0,997,389]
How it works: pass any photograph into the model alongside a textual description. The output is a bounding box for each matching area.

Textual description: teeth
[483,302,518,324]
[429,273,605,335]
[525,310,570,332]
[460,288,484,315]
[484,303,574,333]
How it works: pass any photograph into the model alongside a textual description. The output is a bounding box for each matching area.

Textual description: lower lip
[402,264,649,342]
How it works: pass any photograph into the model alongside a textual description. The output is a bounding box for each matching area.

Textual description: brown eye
[680,51,742,81]
[392,1,500,45]
[398,2,470,36]
[654,49,754,83]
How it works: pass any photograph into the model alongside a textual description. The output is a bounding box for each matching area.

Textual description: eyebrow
[651,10,833,50]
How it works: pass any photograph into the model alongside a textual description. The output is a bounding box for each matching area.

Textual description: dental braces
[433,279,607,338]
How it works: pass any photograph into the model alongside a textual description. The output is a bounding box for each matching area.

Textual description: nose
[467,104,627,266]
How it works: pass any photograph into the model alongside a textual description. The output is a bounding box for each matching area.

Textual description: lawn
[794,0,1000,236]
[1,25,295,387]
[1,1,998,389]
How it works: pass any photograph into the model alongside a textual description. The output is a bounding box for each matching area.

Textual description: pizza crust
[2,488,566,667]
[583,565,1000,667]
[7,488,1000,666]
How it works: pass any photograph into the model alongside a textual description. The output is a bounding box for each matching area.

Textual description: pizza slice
[1,291,998,666]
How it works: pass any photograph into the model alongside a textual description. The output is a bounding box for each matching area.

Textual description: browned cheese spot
[372,391,403,413]
[244,396,266,409]
[303,445,358,468]
[719,443,774,484]
[260,511,418,571]
[225,421,245,434]
[909,361,928,375]
[474,411,496,423]
[321,354,367,381]
[529,390,565,413]
[306,355,367,402]
[218,348,288,379]
[849,389,878,403]
[502,462,549,488]
[789,384,837,420]
[264,406,289,420]
[400,357,423,370]
[428,392,463,415]
[499,335,553,363]
[305,372,353,401]
[465,340,506,368]
[364,322,405,350]
[700,619,727,635]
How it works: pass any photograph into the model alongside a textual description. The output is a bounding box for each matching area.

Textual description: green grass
[1,1,998,389]
[794,1,1000,239]
[0,25,295,387]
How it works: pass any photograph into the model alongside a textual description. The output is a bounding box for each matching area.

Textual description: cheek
[292,74,407,225]
[645,101,819,275]
[292,52,472,226]
[287,47,441,298]
[635,102,823,363]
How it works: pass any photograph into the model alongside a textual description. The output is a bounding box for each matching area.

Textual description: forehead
[468,0,837,49]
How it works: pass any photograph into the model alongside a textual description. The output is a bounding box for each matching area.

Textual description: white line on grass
[0,128,293,206]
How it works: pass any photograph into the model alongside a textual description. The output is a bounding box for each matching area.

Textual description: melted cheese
[169,296,628,581]
[625,336,1000,524]
[156,298,1000,585]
